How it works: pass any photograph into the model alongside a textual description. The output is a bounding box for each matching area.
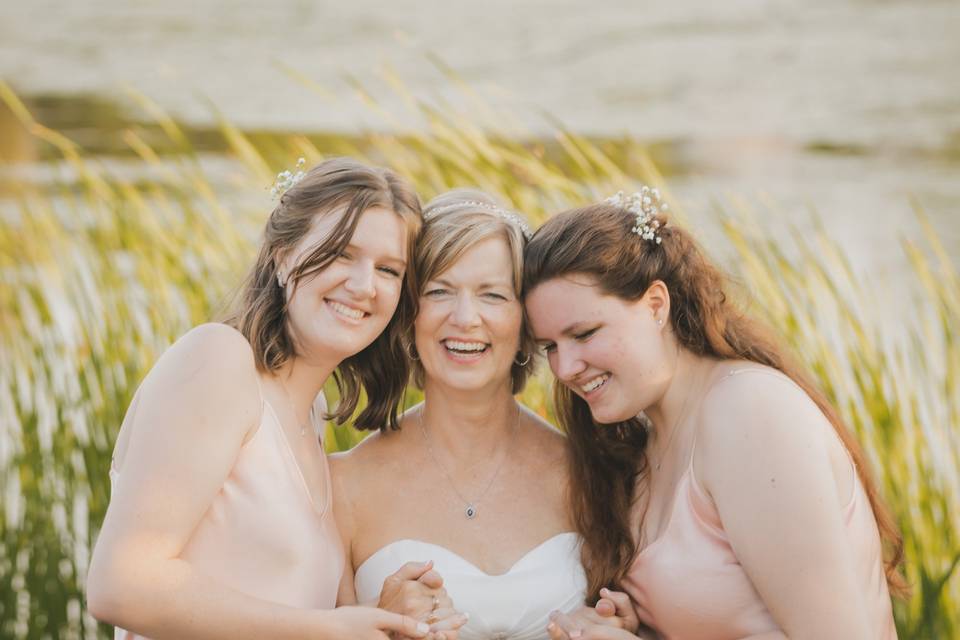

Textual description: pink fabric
[622,455,896,639]
[110,399,344,639]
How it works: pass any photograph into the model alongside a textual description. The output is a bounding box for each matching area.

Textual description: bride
[331,190,587,639]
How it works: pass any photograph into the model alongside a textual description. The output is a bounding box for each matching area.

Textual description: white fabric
[355,532,587,640]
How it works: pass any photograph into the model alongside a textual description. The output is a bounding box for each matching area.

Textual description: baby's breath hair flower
[606,186,668,245]
[270,157,307,199]
[426,199,533,240]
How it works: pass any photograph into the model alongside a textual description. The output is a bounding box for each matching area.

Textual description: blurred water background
[0,0,958,638]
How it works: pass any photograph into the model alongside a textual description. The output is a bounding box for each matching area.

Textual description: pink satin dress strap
[622,369,896,640]
[110,380,344,639]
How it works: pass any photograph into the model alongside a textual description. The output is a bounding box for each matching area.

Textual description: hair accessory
[270,158,307,199]
[606,187,668,244]
[427,200,533,240]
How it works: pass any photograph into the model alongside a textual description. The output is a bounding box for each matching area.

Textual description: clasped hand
[547,588,652,640]
[379,560,468,640]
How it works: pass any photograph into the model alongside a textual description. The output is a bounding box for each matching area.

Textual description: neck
[645,349,711,441]
[420,379,518,460]
[273,356,336,416]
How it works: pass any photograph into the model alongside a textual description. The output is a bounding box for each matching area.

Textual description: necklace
[278,376,311,438]
[418,403,519,520]
[651,365,709,472]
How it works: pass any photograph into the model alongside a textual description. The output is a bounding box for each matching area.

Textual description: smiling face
[282,205,408,362]
[415,235,523,394]
[525,274,674,423]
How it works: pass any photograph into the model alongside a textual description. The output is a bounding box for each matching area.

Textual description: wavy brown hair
[522,201,907,603]
[224,157,422,431]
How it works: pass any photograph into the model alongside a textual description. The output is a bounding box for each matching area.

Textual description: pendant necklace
[418,403,519,519]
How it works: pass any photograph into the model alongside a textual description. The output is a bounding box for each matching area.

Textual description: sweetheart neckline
[355,531,580,578]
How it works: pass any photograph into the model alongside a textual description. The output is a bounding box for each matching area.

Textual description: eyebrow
[345,243,406,268]
[536,321,594,343]
[429,277,513,289]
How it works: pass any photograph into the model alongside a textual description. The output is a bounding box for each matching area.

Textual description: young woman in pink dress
[521,190,906,640]
[86,157,434,639]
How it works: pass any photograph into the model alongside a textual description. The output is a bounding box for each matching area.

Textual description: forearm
[88,555,332,639]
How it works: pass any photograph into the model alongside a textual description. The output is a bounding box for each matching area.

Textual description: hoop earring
[406,343,419,361]
[514,352,531,367]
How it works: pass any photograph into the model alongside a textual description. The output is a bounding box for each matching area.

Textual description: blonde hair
[407,188,536,394]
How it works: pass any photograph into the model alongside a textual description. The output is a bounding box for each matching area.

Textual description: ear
[639,280,670,325]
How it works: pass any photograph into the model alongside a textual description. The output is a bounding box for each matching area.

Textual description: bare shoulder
[516,406,567,471]
[697,362,831,478]
[140,323,261,433]
[329,421,406,478]
[161,322,258,378]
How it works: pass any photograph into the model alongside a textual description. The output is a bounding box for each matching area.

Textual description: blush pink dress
[109,390,344,639]
[623,371,897,640]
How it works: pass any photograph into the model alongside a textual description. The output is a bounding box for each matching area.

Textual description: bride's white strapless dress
[355,532,587,640]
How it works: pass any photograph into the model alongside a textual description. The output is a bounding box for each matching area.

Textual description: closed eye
[378,265,402,277]
[482,292,509,301]
[575,328,598,341]
[540,342,556,353]
[424,288,449,297]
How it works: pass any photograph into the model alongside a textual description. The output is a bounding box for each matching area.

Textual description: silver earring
[657,318,664,326]
[406,343,419,361]
[514,352,531,366]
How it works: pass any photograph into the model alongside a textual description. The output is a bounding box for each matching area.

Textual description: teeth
[444,340,487,352]
[581,374,608,393]
[329,301,364,320]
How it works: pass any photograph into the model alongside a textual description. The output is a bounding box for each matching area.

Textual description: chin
[587,401,635,425]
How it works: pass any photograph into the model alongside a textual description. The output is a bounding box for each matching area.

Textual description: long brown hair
[522,202,907,602]
[224,157,422,431]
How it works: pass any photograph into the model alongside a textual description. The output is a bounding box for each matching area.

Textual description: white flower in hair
[606,186,668,244]
[270,157,307,199]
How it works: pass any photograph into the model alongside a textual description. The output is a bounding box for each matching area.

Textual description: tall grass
[0,79,957,639]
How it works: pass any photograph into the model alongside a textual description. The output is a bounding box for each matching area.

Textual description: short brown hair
[225,157,422,431]
[406,188,536,394]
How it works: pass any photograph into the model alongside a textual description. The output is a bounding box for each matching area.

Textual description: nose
[552,343,586,382]
[344,260,376,299]
[450,292,481,329]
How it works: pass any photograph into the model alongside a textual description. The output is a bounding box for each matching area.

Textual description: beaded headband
[606,187,668,244]
[426,200,533,240]
[270,157,306,199]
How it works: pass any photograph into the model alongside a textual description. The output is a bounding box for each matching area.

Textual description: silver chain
[278,376,311,438]
[417,402,519,519]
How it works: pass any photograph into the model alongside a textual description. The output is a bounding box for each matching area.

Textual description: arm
[699,372,875,640]
[86,324,427,640]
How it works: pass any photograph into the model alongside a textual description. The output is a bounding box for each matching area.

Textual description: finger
[594,598,616,618]
[388,560,435,584]
[547,620,571,640]
[549,611,584,639]
[599,589,639,629]
[378,611,431,637]
[416,568,445,589]
[429,611,469,631]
